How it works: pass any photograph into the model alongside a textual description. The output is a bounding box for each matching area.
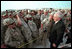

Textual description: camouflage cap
[13,12,16,17]
[15,10,18,13]
[2,13,6,16]
[50,12,55,16]
[44,9,47,12]
[25,14,32,18]
[8,13,11,16]
[49,9,51,12]
[28,10,31,13]
[3,18,14,25]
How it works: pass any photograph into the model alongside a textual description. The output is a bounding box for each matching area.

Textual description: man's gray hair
[54,11,63,18]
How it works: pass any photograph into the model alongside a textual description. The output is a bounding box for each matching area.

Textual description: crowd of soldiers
[1,8,71,48]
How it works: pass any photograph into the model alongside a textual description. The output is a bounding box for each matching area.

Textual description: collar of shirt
[55,20,59,24]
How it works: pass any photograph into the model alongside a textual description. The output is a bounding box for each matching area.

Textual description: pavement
[32,33,70,48]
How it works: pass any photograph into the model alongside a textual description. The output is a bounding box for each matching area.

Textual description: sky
[1,1,71,11]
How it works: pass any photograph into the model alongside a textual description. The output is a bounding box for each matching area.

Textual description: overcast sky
[1,1,71,11]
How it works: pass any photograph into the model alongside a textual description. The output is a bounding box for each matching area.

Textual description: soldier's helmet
[3,18,14,25]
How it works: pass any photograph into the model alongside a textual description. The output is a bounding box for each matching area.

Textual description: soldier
[38,9,49,47]
[63,10,71,33]
[44,12,55,38]
[1,21,7,48]
[2,13,7,19]
[22,10,26,17]
[40,9,49,34]
[14,12,33,48]
[62,10,68,23]
[5,10,9,18]
[35,10,41,30]
[8,13,13,18]
[18,10,24,18]
[19,10,29,23]
[66,10,71,27]
[25,10,38,45]
[3,18,25,48]
[40,9,49,22]
[1,13,8,47]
